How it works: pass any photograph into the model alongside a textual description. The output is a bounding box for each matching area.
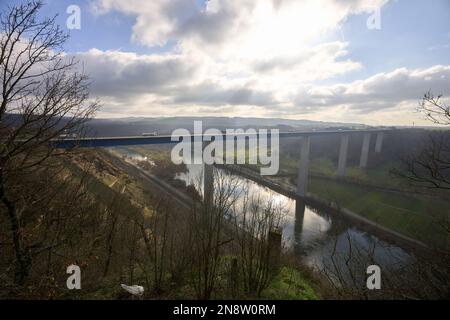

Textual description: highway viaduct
[54,128,431,251]
[54,129,390,199]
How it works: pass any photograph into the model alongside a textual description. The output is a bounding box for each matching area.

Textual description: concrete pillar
[296,137,310,197]
[375,132,383,153]
[294,201,306,255]
[359,133,371,168]
[203,163,214,204]
[203,141,214,204]
[337,134,349,177]
[295,202,305,238]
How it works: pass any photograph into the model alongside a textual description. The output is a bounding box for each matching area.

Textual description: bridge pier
[337,134,349,177]
[375,132,383,153]
[296,137,310,197]
[203,141,214,205]
[359,133,371,168]
[294,200,306,255]
[203,163,214,205]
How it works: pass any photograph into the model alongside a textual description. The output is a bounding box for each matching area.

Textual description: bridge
[55,127,429,250]
[54,129,390,198]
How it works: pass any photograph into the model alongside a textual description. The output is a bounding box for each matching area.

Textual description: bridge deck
[53,129,391,148]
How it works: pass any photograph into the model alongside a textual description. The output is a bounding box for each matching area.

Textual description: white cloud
[294,65,450,112]
[82,0,448,125]
[91,0,387,50]
[80,46,450,125]
[74,48,201,99]
[74,45,358,112]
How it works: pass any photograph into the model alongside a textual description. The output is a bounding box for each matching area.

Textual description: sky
[2,0,450,125]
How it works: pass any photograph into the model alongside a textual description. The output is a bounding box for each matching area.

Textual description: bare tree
[395,133,450,191]
[392,91,450,192]
[394,91,450,251]
[189,168,240,299]
[231,191,284,297]
[318,228,450,300]
[418,91,450,125]
[0,1,98,285]
[138,198,171,295]
[386,90,450,298]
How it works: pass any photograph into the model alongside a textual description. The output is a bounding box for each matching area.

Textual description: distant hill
[3,114,371,137]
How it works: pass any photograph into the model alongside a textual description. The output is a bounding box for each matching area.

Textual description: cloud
[74,45,356,109]
[78,44,450,121]
[73,49,280,113]
[86,0,388,106]
[74,49,200,99]
[293,65,450,112]
[92,0,388,49]
[90,0,199,47]
[82,0,448,125]
[251,41,361,81]
[167,81,278,106]
[87,0,389,96]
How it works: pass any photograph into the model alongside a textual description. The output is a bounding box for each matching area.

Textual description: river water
[176,162,415,283]
[111,146,415,286]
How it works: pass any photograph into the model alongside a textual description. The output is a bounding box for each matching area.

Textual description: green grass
[345,161,405,188]
[309,158,336,176]
[309,176,450,246]
[277,153,449,246]
[261,267,319,300]
[279,154,405,188]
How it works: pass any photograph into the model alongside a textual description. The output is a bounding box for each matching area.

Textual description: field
[309,176,450,246]
[238,153,450,247]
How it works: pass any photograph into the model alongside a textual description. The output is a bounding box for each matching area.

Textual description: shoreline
[215,163,430,255]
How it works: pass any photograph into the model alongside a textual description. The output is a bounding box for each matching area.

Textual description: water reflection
[111,147,414,278]
[176,162,414,274]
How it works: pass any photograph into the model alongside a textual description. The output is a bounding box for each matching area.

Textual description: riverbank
[103,146,448,299]
[98,148,322,300]
[215,164,433,253]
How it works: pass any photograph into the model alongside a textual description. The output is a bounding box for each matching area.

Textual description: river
[176,161,415,285]
[111,146,415,286]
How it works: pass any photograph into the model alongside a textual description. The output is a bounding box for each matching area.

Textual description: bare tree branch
[0,0,99,285]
